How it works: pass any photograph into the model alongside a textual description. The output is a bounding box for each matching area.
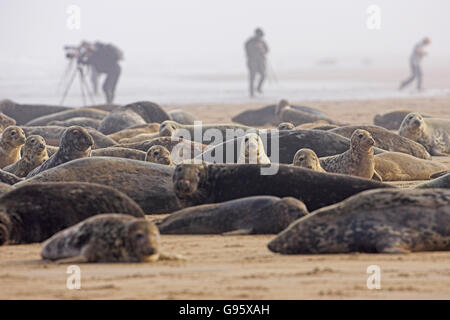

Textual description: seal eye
[299,157,304,161]
[135,233,145,241]
[245,137,249,142]
[358,134,364,139]
[30,139,35,143]
[154,151,159,156]
[10,131,16,136]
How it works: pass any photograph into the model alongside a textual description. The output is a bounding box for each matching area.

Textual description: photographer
[76,41,123,104]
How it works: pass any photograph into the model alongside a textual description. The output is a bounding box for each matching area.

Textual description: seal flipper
[430,170,449,179]
[158,252,186,261]
[222,228,253,236]
[372,171,383,182]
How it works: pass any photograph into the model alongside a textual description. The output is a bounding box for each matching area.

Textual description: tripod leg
[59,66,78,105]
[79,69,86,106]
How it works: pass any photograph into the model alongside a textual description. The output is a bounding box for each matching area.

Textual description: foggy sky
[1,0,450,70]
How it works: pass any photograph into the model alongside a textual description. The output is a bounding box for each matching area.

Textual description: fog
[1,0,449,104]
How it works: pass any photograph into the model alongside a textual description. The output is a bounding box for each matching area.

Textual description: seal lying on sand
[330,125,431,159]
[374,110,429,130]
[232,102,331,126]
[0,126,26,168]
[145,146,174,166]
[21,126,117,149]
[275,100,335,126]
[0,169,23,185]
[0,112,16,132]
[48,117,102,129]
[168,109,197,125]
[268,188,450,254]
[19,157,180,214]
[27,126,93,178]
[374,152,448,181]
[98,101,170,135]
[0,99,70,125]
[398,112,450,156]
[3,135,48,177]
[0,182,144,245]
[157,196,308,235]
[292,148,326,172]
[25,108,107,126]
[415,173,450,189]
[173,163,391,211]
[118,133,159,144]
[107,123,160,142]
[41,214,161,263]
[90,147,146,161]
[320,129,381,180]
[237,133,270,164]
[198,130,382,164]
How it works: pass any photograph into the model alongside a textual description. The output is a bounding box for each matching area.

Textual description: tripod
[59,62,96,106]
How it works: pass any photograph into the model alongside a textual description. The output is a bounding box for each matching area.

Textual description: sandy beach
[1,94,449,300]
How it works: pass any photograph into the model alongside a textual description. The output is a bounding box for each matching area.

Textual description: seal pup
[90,147,146,161]
[18,157,180,214]
[145,145,174,166]
[0,182,144,245]
[330,125,431,160]
[107,123,160,142]
[0,126,26,168]
[374,152,448,181]
[0,99,70,125]
[268,188,450,254]
[48,117,102,129]
[27,126,93,178]
[292,148,326,172]
[157,196,308,235]
[415,173,450,189]
[374,110,429,130]
[398,112,450,156]
[173,163,391,211]
[0,112,16,132]
[98,101,170,135]
[3,135,48,177]
[320,129,380,180]
[275,99,335,126]
[41,214,161,263]
[237,133,270,164]
[25,108,107,126]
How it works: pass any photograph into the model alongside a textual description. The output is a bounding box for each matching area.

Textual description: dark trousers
[102,64,121,104]
[247,60,266,97]
[400,63,422,90]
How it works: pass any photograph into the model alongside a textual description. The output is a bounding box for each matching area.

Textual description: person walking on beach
[399,37,430,91]
[245,28,269,97]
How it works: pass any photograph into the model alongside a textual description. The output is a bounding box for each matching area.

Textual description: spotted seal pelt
[231,102,331,126]
[237,133,270,164]
[198,129,384,165]
[0,169,23,185]
[48,117,102,129]
[415,173,450,189]
[3,135,48,177]
[90,147,146,161]
[374,152,448,181]
[17,157,180,214]
[41,214,162,263]
[145,146,174,166]
[329,125,431,159]
[268,188,450,254]
[0,182,13,196]
[21,126,117,149]
[0,182,144,245]
[118,133,159,144]
[398,112,450,156]
[374,110,430,130]
[292,148,325,172]
[0,99,70,125]
[168,109,197,125]
[275,99,335,126]
[173,163,391,211]
[25,108,108,126]
[26,126,93,178]
[320,129,381,180]
[156,196,308,235]
[0,126,26,168]
[0,112,16,133]
[159,120,253,145]
[107,123,160,142]
[98,101,170,135]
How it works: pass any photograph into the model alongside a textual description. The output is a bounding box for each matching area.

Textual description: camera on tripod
[63,45,90,64]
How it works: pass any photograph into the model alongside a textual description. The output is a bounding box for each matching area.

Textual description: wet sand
[1,94,449,299]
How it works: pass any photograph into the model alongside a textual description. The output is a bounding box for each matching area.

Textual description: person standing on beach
[245,28,269,97]
[399,37,430,91]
